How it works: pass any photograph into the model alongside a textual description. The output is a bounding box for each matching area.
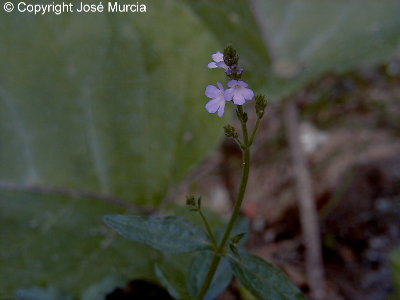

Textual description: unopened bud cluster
[186,195,202,212]
[255,94,267,118]
[224,124,238,139]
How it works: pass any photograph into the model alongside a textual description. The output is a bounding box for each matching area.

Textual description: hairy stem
[196,106,251,300]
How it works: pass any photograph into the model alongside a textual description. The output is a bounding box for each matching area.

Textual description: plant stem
[198,210,218,248]
[249,117,261,146]
[234,137,246,149]
[196,106,251,300]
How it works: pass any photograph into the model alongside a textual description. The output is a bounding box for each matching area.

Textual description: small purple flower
[207,51,228,70]
[205,82,227,117]
[224,80,254,105]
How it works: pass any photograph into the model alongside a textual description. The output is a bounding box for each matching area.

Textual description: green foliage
[155,264,191,300]
[2,1,400,298]
[186,0,400,98]
[103,215,210,253]
[0,190,160,297]
[229,253,305,300]
[0,0,224,295]
[81,275,126,300]
[15,286,73,300]
[0,1,225,207]
[187,251,232,300]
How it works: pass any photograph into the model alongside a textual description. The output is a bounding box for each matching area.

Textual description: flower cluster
[205,47,254,117]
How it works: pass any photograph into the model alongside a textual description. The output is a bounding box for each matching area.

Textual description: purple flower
[224,80,254,105]
[207,51,228,70]
[205,82,227,117]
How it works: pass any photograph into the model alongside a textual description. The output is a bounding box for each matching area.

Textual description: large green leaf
[186,0,400,98]
[104,214,210,253]
[0,1,229,296]
[187,251,232,300]
[229,253,305,300]
[0,0,224,206]
[0,190,160,298]
[155,264,191,300]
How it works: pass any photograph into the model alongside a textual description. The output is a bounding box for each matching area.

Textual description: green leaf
[0,0,224,207]
[103,215,210,253]
[186,0,400,98]
[214,216,249,246]
[81,275,126,300]
[187,251,232,300]
[15,286,73,300]
[0,1,226,296]
[155,264,191,300]
[229,253,305,300]
[0,190,159,297]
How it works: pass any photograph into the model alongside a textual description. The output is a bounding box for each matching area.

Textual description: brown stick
[284,100,325,299]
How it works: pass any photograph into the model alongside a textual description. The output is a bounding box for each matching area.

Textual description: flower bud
[224,124,238,139]
[223,45,239,67]
[255,94,267,118]
[186,195,201,211]
[186,195,196,207]
[236,108,248,123]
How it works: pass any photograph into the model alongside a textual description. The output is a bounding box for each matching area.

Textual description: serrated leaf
[155,264,190,300]
[103,215,210,253]
[229,253,305,300]
[187,251,232,300]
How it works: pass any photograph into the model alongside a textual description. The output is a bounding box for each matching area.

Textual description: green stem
[196,106,251,300]
[199,210,218,249]
[234,137,246,150]
[249,117,261,146]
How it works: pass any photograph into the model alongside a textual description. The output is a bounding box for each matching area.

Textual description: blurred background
[1,0,400,299]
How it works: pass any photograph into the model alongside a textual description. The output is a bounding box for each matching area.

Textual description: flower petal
[233,93,246,105]
[205,99,220,114]
[208,62,218,69]
[211,51,224,62]
[217,101,225,117]
[237,80,248,88]
[224,88,234,101]
[217,82,224,91]
[205,85,221,98]
[216,61,228,70]
[227,80,238,88]
[242,88,254,100]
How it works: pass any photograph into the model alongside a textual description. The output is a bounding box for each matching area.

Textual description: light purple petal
[217,82,224,90]
[217,101,225,117]
[227,80,238,88]
[233,94,246,105]
[205,99,220,114]
[224,88,234,101]
[242,88,254,100]
[208,62,218,69]
[216,61,228,70]
[205,85,221,98]
[237,80,248,88]
[211,51,224,62]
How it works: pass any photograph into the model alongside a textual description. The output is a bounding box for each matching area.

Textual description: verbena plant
[104,46,305,300]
